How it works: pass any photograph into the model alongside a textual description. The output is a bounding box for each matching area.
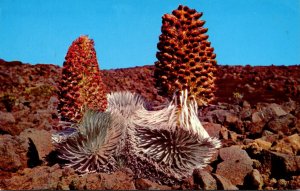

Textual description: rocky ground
[0,59,299,190]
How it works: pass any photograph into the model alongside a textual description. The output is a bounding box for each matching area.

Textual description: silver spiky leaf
[129,126,220,180]
[127,90,221,183]
[106,91,146,119]
[51,127,78,144]
[53,90,221,184]
[56,110,126,174]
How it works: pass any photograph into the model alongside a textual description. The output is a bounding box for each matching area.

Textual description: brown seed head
[154,5,217,106]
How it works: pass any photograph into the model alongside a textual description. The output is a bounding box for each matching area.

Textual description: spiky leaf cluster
[155,5,217,106]
[126,90,221,184]
[53,91,221,184]
[56,110,125,174]
[58,35,107,122]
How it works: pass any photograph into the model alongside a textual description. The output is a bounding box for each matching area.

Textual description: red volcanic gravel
[0,59,299,190]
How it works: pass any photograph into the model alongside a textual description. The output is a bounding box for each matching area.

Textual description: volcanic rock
[0,111,16,134]
[254,138,272,150]
[1,165,137,190]
[244,169,264,189]
[267,114,297,134]
[213,174,238,190]
[268,103,288,117]
[251,111,263,123]
[202,122,222,138]
[19,128,54,163]
[135,178,172,190]
[97,171,136,190]
[1,164,63,190]
[260,150,300,177]
[1,59,300,190]
[281,99,297,113]
[0,134,28,173]
[270,134,300,155]
[216,145,253,186]
[193,169,217,190]
[289,176,300,190]
[219,126,229,140]
[261,130,280,143]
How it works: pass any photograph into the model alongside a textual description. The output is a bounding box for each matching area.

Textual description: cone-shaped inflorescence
[155,5,217,106]
[58,35,107,122]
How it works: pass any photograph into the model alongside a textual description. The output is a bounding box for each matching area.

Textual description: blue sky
[0,0,299,69]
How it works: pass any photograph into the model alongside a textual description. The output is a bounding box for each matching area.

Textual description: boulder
[202,122,222,138]
[0,111,18,135]
[193,169,217,190]
[19,128,54,162]
[216,145,253,186]
[135,178,171,190]
[268,103,288,117]
[1,165,63,190]
[267,114,296,134]
[0,134,28,172]
[270,134,300,155]
[289,176,300,190]
[252,111,263,123]
[213,174,238,190]
[244,169,264,189]
[261,150,300,177]
[281,99,297,113]
[1,165,137,190]
[254,138,272,150]
[261,130,280,143]
[245,121,265,136]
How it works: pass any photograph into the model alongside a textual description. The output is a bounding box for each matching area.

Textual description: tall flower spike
[58,35,107,123]
[155,5,217,106]
[56,110,126,174]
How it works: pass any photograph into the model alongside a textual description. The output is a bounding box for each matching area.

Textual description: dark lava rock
[260,150,300,178]
[19,128,54,163]
[253,138,272,150]
[216,145,253,186]
[193,169,217,190]
[270,133,300,155]
[267,103,288,117]
[0,111,16,134]
[0,134,28,173]
[244,169,264,189]
[1,164,63,190]
[202,122,222,138]
[135,178,172,190]
[1,60,300,190]
[1,165,137,190]
[0,128,55,180]
[289,176,300,190]
[267,114,297,134]
[85,171,136,190]
[213,173,238,190]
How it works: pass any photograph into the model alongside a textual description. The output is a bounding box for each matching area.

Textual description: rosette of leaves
[53,92,146,174]
[106,91,146,119]
[56,110,126,174]
[126,90,221,184]
[53,91,221,183]
[155,5,217,106]
[58,35,107,123]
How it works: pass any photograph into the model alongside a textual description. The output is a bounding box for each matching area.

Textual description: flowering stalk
[58,35,107,123]
[155,5,217,106]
